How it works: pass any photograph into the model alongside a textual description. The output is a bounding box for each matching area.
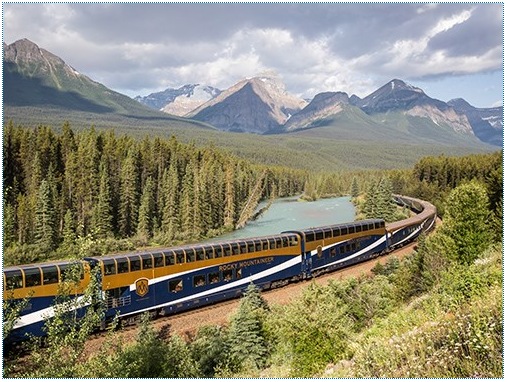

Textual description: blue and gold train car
[3,260,91,342]
[78,233,301,325]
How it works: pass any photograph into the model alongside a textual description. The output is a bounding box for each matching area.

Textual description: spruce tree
[443,180,491,265]
[119,147,140,237]
[227,284,269,369]
[350,176,360,198]
[92,160,114,239]
[137,176,155,240]
[34,179,58,252]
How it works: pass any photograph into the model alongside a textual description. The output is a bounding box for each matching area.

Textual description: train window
[255,241,262,252]
[315,231,324,241]
[240,243,247,254]
[233,244,241,256]
[205,247,214,260]
[351,243,356,251]
[58,263,85,280]
[339,246,345,255]
[5,270,23,290]
[168,279,183,293]
[103,259,117,275]
[142,255,153,270]
[357,225,363,232]
[213,245,223,258]
[193,275,206,288]
[282,237,289,248]
[42,266,59,285]
[276,238,283,249]
[223,245,232,257]
[235,268,242,279]
[153,253,164,268]
[195,248,205,261]
[262,240,269,251]
[164,251,175,266]
[186,249,196,263]
[117,259,129,274]
[381,221,385,228]
[340,228,348,236]
[368,223,374,230]
[330,248,337,257]
[247,241,255,253]
[345,244,351,252]
[209,272,220,284]
[24,268,41,287]
[332,228,341,237]
[348,227,355,234]
[223,269,233,282]
[305,233,315,242]
[129,256,141,272]
[324,229,332,239]
[289,235,299,246]
[268,238,276,249]
[374,222,381,229]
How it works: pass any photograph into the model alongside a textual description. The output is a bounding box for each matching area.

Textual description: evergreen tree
[443,180,492,265]
[92,160,114,239]
[350,177,360,198]
[137,176,155,240]
[62,209,77,251]
[119,147,140,237]
[3,200,16,248]
[228,284,269,370]
[161,163,180,240]
[34,179,58,252]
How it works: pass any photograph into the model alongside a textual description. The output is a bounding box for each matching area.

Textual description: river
[207,195,355,242]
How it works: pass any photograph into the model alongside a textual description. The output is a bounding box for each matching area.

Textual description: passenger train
[3,195,436,343]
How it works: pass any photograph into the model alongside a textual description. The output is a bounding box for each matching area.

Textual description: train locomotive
[3,195,436,343]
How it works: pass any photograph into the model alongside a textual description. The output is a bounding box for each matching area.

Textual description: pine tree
[92,160,114,239]
[119,147,140,237]
[34,179,58,252]
[3,200,16,248]
[137,176,155,240]
[227,284,269,370]
[62,209,77,251]
[350,177,360,198]
[180,162,195,237]
[443,180,492,265]
[161,163,180,240]
[223,161,235,230]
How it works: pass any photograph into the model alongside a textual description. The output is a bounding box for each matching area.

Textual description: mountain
[283,91,350,131]
[186,73,307,133]
[352,79,474,136]
[135,84,221,116]
[3,39,213,131]
[447,98,503,147]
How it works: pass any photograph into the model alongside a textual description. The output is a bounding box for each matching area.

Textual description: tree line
[3,122,307,265]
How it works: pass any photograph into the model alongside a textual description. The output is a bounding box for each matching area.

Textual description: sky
[2,2,504,108]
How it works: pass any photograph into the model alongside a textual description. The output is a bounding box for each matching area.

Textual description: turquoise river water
[207,195,355,242]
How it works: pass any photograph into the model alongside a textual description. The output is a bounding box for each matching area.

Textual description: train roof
[4,259,85,272]
[95,232,300,261]
[293,218,384,235]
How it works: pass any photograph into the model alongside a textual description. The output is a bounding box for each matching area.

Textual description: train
[3,195,436,344]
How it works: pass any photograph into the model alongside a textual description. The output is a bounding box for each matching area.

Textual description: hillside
[3,39,214,132]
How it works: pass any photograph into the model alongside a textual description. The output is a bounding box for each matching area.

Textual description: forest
[3,122,307,265]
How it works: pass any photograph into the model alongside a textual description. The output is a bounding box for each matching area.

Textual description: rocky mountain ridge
[186,74,307,133]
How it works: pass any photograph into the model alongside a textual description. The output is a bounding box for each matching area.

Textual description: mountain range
[3,38,502,151]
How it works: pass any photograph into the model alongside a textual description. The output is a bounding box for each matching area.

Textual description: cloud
[3,2,502,105]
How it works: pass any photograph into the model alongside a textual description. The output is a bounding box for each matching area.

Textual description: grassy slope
[330,245,502,378]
